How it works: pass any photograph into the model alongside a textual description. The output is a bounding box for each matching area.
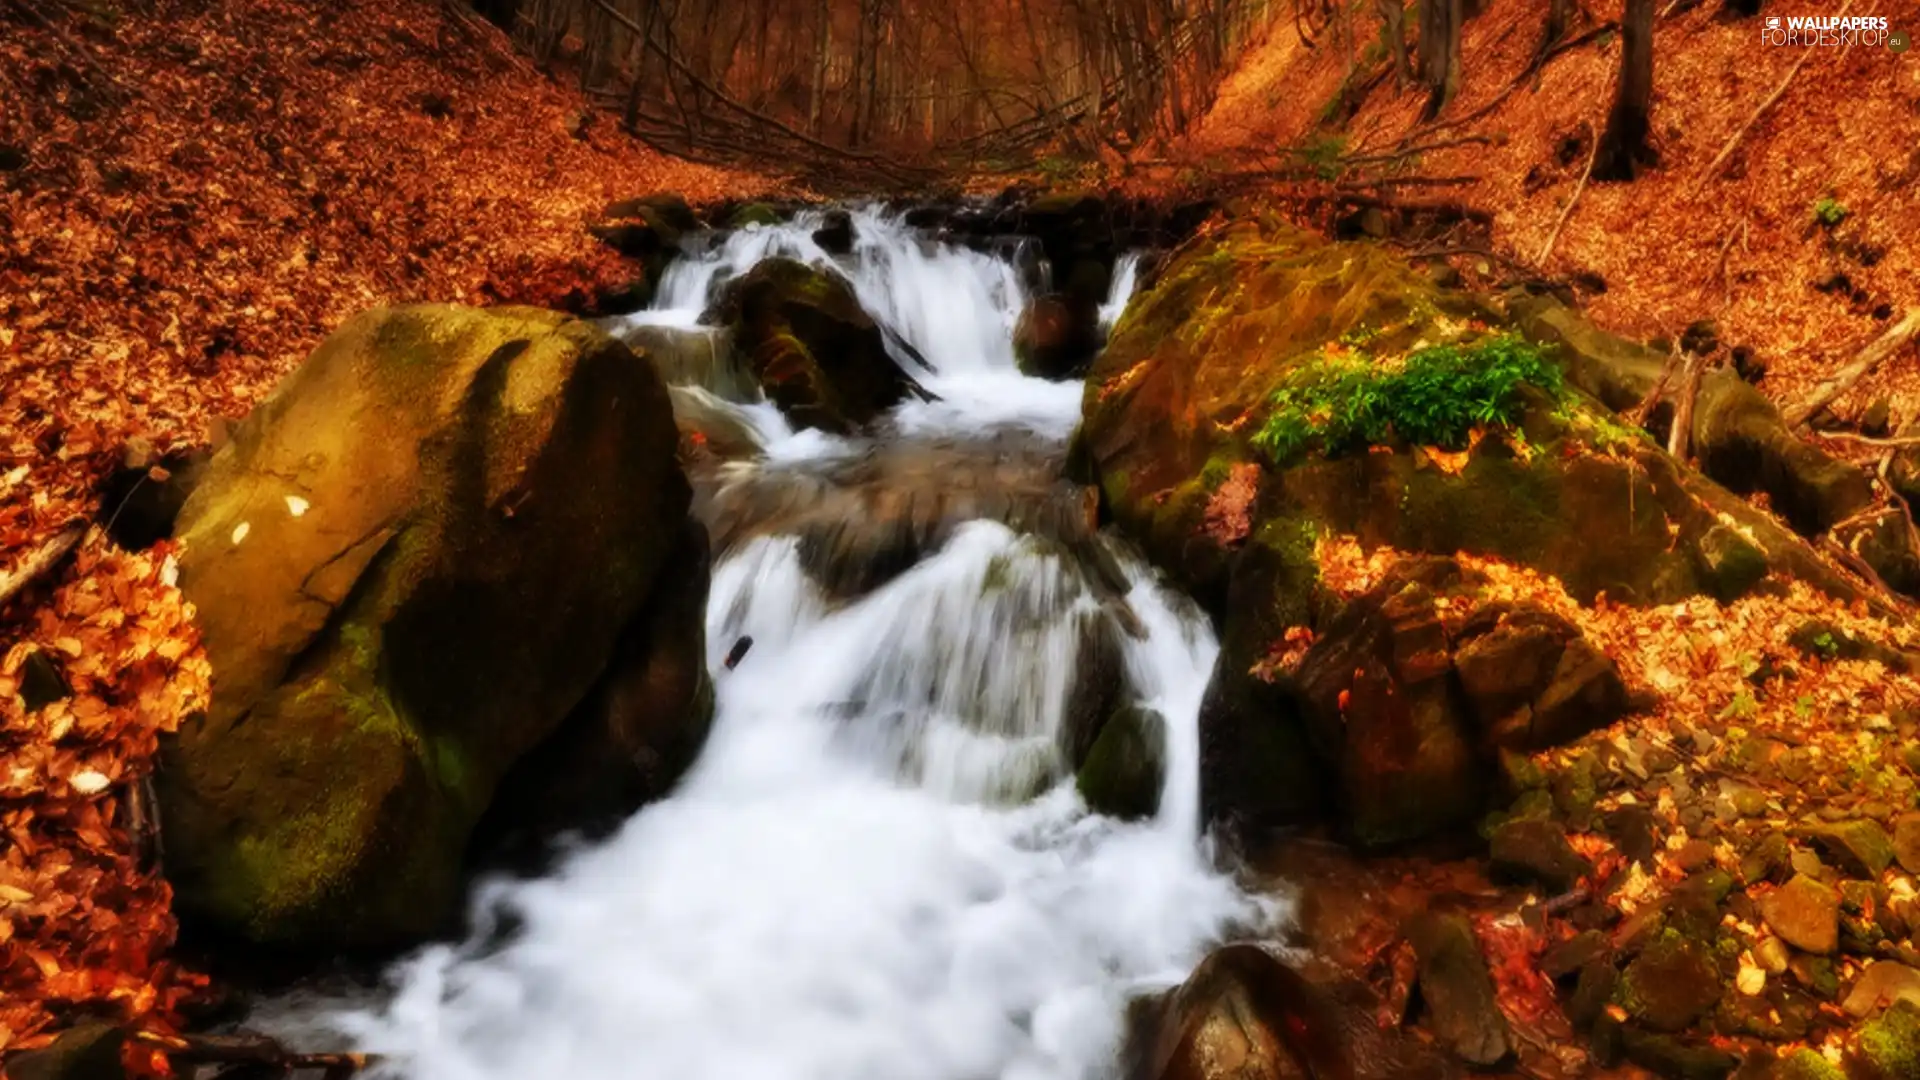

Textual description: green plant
[1251,333,1564,464]
[1298,133,1348,181]
[1813,195,1850,228]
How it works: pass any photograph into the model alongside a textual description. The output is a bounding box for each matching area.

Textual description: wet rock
[1802,819,1896,879]
[1854,999,1920,1078]
[1680,320,1720,356]
[613,324,755,401]
[1842,961,1920,1017]
[1619,930,1725,1032]
[812,208,855,255]
[1489,817,1592,891]
[594,193,697,258]
[1123,944,1345,1080]
[1759,874,1841,954]
[2,1021,126,1080]
[1620,1028,1739,1080]
[704,257,927,434]
[160,305,698,950]
[668,386,766,463]
[96,443,211,550]
[1406,911,1512,1066]
[1078,703,1166,821]
[724,201,783,229]
[1013,293,1104,380]
[1791,954,1841,999]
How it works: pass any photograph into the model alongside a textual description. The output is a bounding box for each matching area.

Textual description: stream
[266,208,1278,1080]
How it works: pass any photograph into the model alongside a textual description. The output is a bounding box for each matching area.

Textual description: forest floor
[3,0,1919,1072]
[1142,0,1917,449]
[0,0,768,1057]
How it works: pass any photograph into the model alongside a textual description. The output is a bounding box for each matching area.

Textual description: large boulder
[1079,216,1871,840]
[160,305,706,949]
[702,257,928,434]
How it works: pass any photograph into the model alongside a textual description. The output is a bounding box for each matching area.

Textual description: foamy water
[263,209,1279,1080]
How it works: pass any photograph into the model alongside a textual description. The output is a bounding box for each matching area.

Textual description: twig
[1535,118,1600,265]
[1701,0,1855,180]
[1813,430,1920,449]
[1715,218,1748,302]
[133,1030,374,1074]
[0,525,84,611]
[1624,343,1683,429]
[1784,309,1920,428]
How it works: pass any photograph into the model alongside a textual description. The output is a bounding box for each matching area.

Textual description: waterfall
[270,209,1280,1080]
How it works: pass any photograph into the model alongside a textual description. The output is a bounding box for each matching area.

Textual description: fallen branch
[1715,218,1748,302]
[0,524,85,611]
[1668,352,1703,460]
[1701,0,1854,179]
[1624,344,1683,429]
[134,1030,374,1076]
[1784,309,1920,428]
[1535,117,1599,264]
[1813,430,1920,449]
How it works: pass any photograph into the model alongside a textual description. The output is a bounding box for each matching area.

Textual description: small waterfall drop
[281,208,1280,1080]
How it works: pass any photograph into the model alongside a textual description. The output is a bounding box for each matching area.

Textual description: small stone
[1619,1027,1739,1080]
[1754,935,1791,974]
[1757,874,1841,955]
[1803,819,1896,879]
[1619,930,1724,1032]
[1789,953,1840,999]
[1674,838,1716,873]
[1490,818,1592,892]
[1568,958,1616,1031]
[1608,805,1659,867]
[1862,396,1894,438]
[1541,930,1610,980]
[1841,961,1920,1017]
[19,649,70,712]
[1893,812,1920,874]
[1742,832,1792,885]
[1857,999,1920,1078]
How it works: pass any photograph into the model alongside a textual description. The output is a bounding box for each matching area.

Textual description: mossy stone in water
[1856,999,1920,1078]
[1078,703,1167,821]
[725,202,783,229]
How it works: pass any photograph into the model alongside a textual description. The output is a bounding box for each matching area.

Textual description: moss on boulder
[1077,703,1166,820]
[703,257,927,434]
[162,305,701,950]
[1078,214,1871,839]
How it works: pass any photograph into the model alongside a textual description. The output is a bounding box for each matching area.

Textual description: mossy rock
[1077,703,1166,820]
[1772,1048,1845,1080]
[3,1022,126,1080]
[1854,999,1920,1079]
[724,202,783,229]
[163,305,699,950]
[703,257,924,434]
[1618,929,1725,1032]
[1083,213,1875,840]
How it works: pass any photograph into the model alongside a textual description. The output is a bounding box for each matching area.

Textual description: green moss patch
[1252,333,1564,464]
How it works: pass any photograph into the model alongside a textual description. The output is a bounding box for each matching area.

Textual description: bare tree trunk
[1378,0,1410,88]
[1726,0,1762,14]
[808,0,831,132]
[1417,0,1461,119]
[1593,0,1655,181]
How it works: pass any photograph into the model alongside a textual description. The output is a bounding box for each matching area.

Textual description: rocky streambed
[24,194,1920,1080]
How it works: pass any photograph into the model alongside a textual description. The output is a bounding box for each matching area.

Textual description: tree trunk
[1417,0,1461,119]
[1378,0,1410,88]
[1726,0,1762,14]
[1593,0,1656,181]
[472,0,522,32]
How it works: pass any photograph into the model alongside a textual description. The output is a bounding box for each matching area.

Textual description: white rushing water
[288,209,1279,1080]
